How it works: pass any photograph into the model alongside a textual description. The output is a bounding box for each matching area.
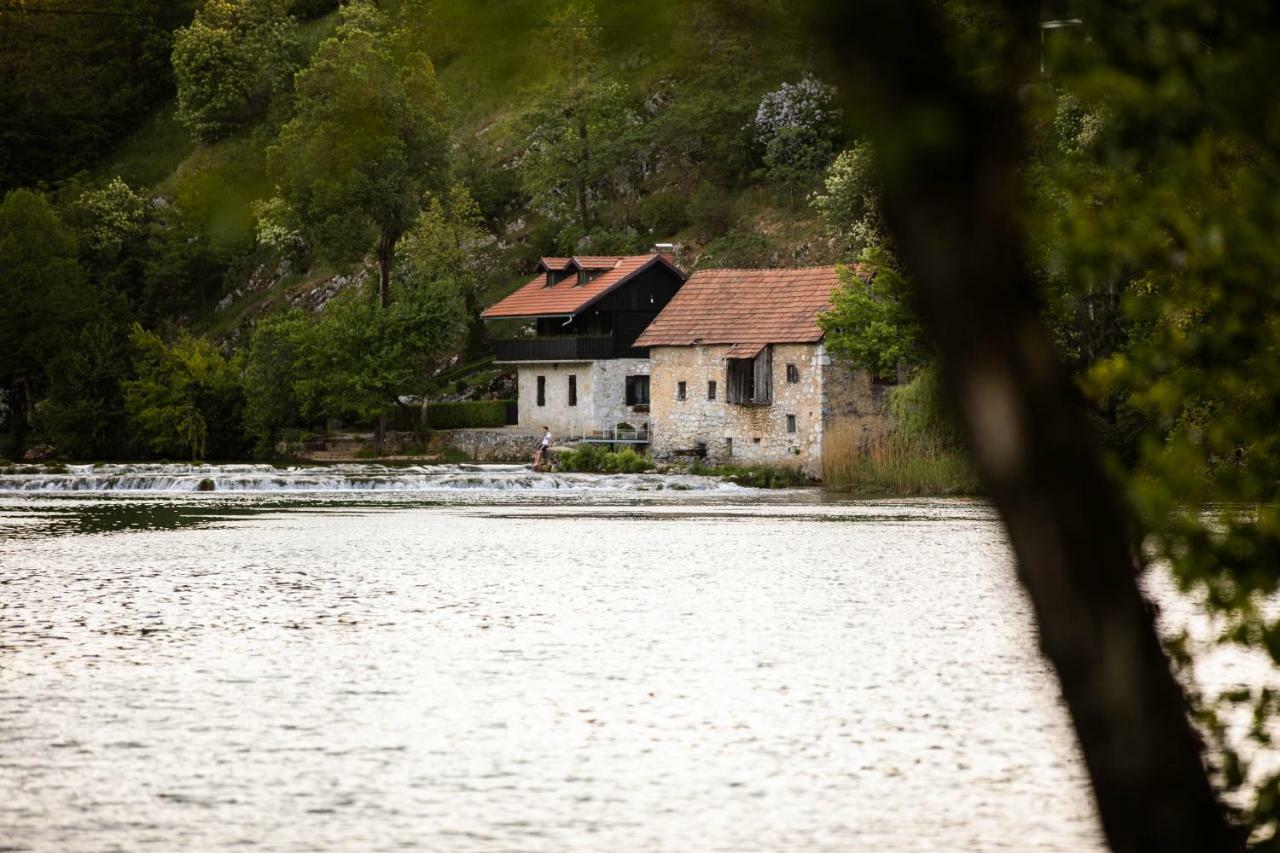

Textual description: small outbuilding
[633,266,887,478]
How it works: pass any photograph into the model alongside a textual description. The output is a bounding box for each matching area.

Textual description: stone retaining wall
[433,428,541,463]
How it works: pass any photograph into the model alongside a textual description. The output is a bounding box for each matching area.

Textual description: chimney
[652,242,676,265]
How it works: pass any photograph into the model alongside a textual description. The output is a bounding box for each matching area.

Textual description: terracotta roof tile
[571,255,625,269]
[481,254,686,319]
[536,257,572,271]
[634,266,855,349]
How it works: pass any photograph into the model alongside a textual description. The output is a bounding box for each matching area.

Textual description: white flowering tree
[751,75,844,204]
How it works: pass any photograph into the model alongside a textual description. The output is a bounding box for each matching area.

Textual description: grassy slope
[91,8,828,344]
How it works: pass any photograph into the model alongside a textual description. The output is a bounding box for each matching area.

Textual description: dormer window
[546,271,555,287]
[577,268,587,286]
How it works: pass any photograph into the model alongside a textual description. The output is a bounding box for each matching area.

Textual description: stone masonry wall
[515,358,651,436]
[648,343,828,476]
[818,346,891,477]
[591,358,652,433]
[434,428,541,463]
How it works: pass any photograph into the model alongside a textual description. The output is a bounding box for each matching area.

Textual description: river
[0,464,1108,851]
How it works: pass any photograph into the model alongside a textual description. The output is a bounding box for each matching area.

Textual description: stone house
[633,266,886,478]
[480,250,687,437]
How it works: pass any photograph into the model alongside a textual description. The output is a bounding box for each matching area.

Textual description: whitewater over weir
[0,462,748,494]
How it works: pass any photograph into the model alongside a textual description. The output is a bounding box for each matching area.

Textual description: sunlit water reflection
[0,475,1109,851]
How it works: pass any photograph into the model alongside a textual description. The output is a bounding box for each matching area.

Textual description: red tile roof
[536,257,573,271]
[634,266,855,350]
[481,254,686,319]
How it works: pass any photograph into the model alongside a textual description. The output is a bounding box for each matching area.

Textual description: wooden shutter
[753,346,772,404]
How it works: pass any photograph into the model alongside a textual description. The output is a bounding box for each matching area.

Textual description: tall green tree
[124,326,247,460]
[517,0,627,233]
[267,0,451,307]
[172,0,303,143]
[38,310,134,460]
[0,189,89,432]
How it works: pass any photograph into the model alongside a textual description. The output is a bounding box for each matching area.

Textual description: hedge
[424,399,512,430]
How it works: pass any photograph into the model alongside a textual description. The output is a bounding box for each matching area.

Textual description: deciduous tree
[172,0,303,142]
[267,0,451,307]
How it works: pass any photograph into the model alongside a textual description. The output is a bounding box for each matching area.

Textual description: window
[545,271,555,287]
[568,375,577,407]
[536,375,546,406]
[625,375,650,406]
[726,346,772,405]
[707,380,717,400]
[786,363,799,383]
[677,381,687,401]
[786,414,797,434]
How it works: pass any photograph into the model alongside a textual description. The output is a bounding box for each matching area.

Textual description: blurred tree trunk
[806,2,1239,851]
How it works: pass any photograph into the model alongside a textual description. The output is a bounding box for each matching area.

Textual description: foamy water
[0,463,746,494]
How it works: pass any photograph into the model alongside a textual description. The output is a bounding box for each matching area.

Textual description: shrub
[424,399,512,430]
[687,461,810,488]
[698,229,771,268]
[636,189,690,236]
[557,444,653,473]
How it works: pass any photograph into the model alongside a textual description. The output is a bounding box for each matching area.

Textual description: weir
[0,463,743,494]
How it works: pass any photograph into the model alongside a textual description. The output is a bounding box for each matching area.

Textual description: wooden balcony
[493,336,617,362]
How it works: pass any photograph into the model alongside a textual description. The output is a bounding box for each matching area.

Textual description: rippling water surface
[0,465,1107,851]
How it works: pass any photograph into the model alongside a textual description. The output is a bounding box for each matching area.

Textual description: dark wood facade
[506,263,685,361]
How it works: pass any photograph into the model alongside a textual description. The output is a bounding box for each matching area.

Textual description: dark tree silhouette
[802,2,1239,851]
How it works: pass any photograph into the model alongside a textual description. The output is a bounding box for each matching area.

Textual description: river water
[0,464,1109,851]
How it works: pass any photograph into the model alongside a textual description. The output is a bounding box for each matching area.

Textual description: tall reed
[823,366,980,495]
[822,421,979,495]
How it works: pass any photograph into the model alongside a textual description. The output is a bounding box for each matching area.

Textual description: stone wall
[514,359,651,435]
[648,343,827,475]
[818,347,891,476]
[590,358,651,432]
[648,342,889,479]
[434,428,541,463]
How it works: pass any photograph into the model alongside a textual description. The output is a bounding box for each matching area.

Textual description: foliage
[267,0,451,305]
[242,310,315,454]
[250,195,307,259]
[424,400,511,430]
[557,444,653,474]
[0,190,91,425]
[822,430,978,495]
[172,0,303,142]
[813,141,884,255]
[1030,3,1280,835]
[752,74,844,202]
[124,326,247,460]
[695,229,770,268]
[242,277,467,448]
[309,280,466,423]
[686,460,809,488]
[883,365,963,451]
[71,178,151,258]
[0,0,192,191]
[820,255,922,378]
[515,0,628,232]
[38,315,134,460]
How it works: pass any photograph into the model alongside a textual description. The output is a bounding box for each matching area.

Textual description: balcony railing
[493,336,616,362]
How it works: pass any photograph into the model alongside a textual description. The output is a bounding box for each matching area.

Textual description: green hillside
[0,0,853,461]
[80,0,836,345]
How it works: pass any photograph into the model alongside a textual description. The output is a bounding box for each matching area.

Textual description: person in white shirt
[534,427,552,469]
